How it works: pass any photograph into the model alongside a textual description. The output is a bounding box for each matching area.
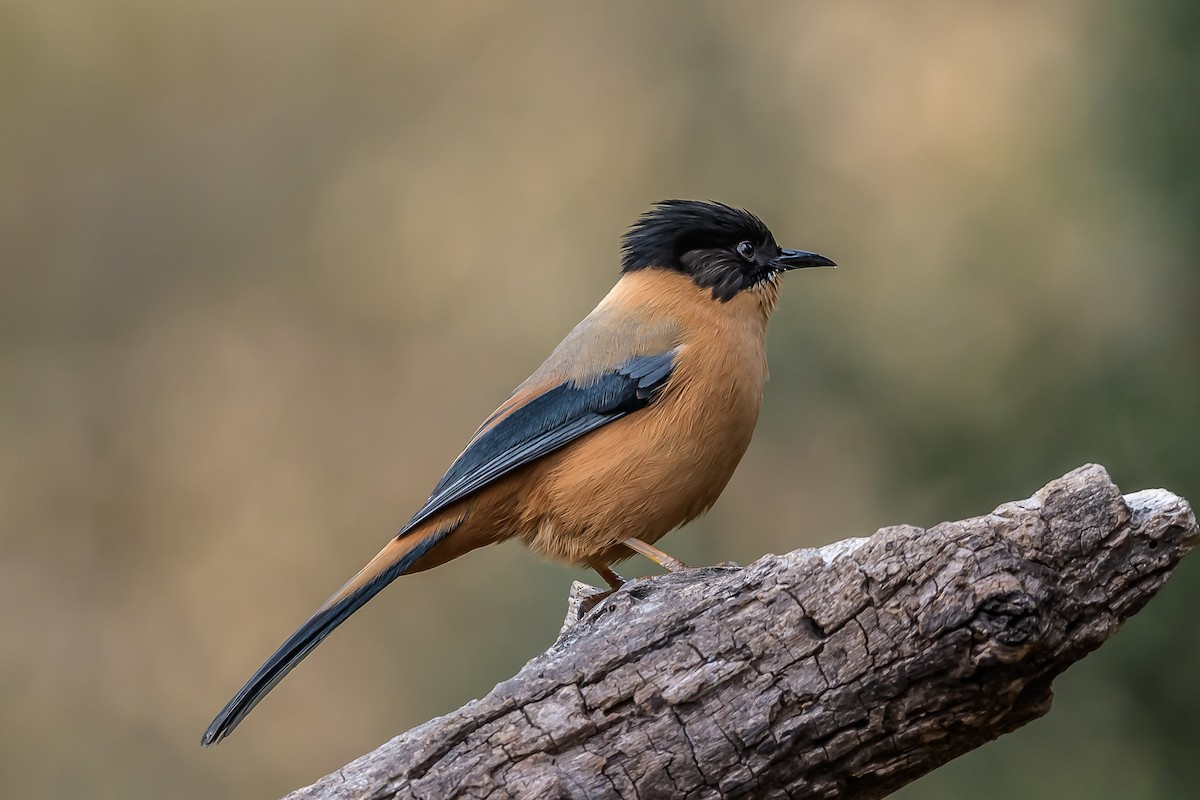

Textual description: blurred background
[2,1,1197,797]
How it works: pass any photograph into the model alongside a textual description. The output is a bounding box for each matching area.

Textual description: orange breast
[514,271,773,567]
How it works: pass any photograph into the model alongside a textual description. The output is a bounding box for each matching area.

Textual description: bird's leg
[593,564,627,590]
[623,538,689,573]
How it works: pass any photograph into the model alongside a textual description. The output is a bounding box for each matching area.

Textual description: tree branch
[283,464,1197,800]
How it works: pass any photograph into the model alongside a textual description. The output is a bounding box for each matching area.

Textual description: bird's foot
[578,589,615,617]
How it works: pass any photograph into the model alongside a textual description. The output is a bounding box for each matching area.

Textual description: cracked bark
[283,464,1197,800]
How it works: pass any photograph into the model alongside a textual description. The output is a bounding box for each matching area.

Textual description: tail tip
[200,717,231,747]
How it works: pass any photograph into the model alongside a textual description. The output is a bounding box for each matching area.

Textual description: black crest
[620,200,779,301]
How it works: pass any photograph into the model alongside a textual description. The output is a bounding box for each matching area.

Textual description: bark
[284,464,1197,800]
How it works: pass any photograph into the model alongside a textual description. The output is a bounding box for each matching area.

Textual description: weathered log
[284,464,1197,799]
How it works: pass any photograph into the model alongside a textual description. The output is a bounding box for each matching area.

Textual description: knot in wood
[969,589,1040,663]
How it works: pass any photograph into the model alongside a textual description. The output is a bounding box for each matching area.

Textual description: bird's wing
[400,347,679,534]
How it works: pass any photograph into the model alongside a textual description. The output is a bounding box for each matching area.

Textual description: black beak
[771,249,837,271]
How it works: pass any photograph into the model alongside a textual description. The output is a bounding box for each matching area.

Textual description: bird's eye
[735,241,755,260]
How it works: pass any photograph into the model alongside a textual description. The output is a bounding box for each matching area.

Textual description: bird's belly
[517,381,760,566]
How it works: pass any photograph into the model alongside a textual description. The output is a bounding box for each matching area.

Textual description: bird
[201,199,834,745]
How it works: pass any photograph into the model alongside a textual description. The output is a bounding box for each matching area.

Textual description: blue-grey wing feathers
[401,349,679,533]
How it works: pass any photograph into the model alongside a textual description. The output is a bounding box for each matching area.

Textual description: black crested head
[620,200,834,302]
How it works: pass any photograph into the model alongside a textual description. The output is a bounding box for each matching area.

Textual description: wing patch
[401,348,679,534]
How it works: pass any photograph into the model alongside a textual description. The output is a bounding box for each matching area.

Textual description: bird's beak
[771,249,837,271]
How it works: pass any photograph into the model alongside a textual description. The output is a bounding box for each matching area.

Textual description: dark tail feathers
[201,527,450,746]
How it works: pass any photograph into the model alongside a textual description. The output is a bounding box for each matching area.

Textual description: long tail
[201,524,455,746]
